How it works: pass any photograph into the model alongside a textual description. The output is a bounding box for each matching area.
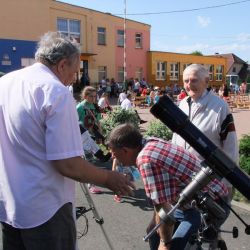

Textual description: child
[112,158,140,203]
[80,124,111,194]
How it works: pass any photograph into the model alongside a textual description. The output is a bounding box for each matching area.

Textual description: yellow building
[147,51,227,89]
[0,0,150,86]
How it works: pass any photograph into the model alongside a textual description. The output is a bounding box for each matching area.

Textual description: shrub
[233,189,249,203]
[145,119,173,141]
[100,107,140,138]
[239,134,250,175]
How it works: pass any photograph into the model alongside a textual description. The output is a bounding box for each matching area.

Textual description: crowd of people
[0,30,241,250]
[215,81,248,100]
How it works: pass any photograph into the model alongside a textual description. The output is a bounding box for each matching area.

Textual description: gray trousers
[1,203,76,250]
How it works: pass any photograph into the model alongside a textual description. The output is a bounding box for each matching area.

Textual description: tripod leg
[79,183,103,224]
[79,183,115,250]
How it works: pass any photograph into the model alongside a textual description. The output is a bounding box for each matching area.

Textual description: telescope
[143,95,250,243]
[150,95,250,200]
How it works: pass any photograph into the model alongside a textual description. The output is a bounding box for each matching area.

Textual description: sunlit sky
[58,0,250,62]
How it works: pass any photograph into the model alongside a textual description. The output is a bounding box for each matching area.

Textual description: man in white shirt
[121,93,147,124]
[0,32,134,250]
[118,89,127,105]
[121,92,133,110]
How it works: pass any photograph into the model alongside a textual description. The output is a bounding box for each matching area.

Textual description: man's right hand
[105,171,135,196]
[52,157,135,196]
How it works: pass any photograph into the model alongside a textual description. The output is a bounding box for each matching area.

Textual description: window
[135,67,143,81]
[170,63,179,80]
[215,65,223,81]
[208,65,214,80]
[21,58,35,67]
[183,63,191,71]
[156,62,166,80]
[233,67,236,73]
[97,27,106,45]
[1,54,11,65]
[204,64,214,80]
[117,30,124,47]
[57,18,80,43]
[98,66,107,82]
[118,66,124,83]
[135,33,142,48]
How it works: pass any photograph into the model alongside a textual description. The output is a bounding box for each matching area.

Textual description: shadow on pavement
[123,188,154,211]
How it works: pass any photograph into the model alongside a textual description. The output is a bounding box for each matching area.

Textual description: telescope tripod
[76,183,114,250]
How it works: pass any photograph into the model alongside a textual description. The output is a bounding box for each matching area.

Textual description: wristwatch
[160,238,168,246]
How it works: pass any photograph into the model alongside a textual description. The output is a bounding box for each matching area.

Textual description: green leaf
[100,107,140,138]
[239,134,250,175]
[145,119,173,141]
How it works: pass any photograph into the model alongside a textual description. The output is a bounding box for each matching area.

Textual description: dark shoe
[94,150,111,162]
[140,120,147,124]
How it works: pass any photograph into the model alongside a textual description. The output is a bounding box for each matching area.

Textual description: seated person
[79,125,111,162]
[118,89,127,105]
[77,86,111,194]
[154,90,161,104]
[141,87,149,96]
[76,86,104,143]
[98,92,112,113]
[121,93,147,124]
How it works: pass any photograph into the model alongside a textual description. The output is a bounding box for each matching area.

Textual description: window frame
[97,27,106,45]
[98,66,107,83]
[170,63,179,80]
[21,58,36,67]
[117,29,124,47]
[208,65,214,81]
[135,33,142,48]
[57,18,81,43]
[215,65,223,81]
[183,63,191,71]
[156,62,166,81]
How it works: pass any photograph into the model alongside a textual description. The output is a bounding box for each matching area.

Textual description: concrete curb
[232,200,250,212]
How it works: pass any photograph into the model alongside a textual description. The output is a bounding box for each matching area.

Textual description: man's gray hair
[107,123,142,149]
[183,64,209,80]
[35,31,81,65]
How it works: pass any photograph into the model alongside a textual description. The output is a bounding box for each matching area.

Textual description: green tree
[190,51,203,56]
